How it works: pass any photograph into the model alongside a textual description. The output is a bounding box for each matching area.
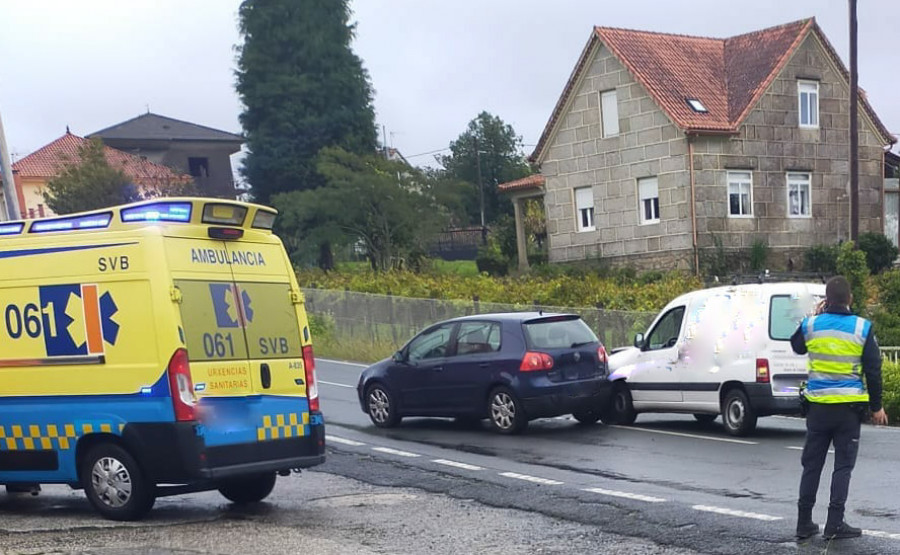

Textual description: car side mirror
[392,350,406,363]
[633,333,645,349]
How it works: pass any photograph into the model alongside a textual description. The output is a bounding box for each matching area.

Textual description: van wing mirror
[633,333,645,349]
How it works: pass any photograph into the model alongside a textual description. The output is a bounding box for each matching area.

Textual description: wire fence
[302,288,655,352]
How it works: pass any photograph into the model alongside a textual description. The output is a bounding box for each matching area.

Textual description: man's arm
[790,321,807,355]
[862,327,883,414]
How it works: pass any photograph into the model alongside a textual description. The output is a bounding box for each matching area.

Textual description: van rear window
[524,317,598,349]
[769,294,815,340]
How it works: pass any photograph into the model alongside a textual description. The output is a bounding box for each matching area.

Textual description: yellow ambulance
[0,198,324,520]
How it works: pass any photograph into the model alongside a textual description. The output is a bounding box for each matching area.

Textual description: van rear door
[766,293,817,397]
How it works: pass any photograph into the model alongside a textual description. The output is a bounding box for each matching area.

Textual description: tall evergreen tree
[236,0,377,205]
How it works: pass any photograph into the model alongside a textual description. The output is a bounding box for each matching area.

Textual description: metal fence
[302,288,655,351]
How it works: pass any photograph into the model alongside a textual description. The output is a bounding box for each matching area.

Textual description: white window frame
[727,171,753,218]
[574,187,595,232]
[638,177,660,225]
[787,172,812,218]
[600,89,619,137]
[798,80,819,128]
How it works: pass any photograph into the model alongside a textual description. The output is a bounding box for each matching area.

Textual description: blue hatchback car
[357,312,611,434]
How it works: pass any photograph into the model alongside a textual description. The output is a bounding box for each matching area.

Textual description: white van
[605,282,824,436]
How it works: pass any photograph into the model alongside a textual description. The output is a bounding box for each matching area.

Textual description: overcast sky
[1,0,897,170]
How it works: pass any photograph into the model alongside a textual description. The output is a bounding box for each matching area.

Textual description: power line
[404,147,452,159]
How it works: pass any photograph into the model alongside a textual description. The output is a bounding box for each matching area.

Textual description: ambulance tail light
[756,358,770,384]
[167,348,197,421]
[302,345,319,412]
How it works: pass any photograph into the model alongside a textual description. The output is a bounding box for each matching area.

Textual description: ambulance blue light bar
[0,222,24,235]
[121,202,192,223]
[30,212,113,233]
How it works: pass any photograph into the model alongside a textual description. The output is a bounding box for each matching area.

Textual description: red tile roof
[12,132,190,181]
[498,174,545,193]
[532,18,894,162]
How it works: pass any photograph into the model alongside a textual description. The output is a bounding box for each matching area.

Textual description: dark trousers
[798,403,862,520]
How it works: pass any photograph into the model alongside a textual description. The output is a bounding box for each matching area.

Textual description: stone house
[501,18,895,272]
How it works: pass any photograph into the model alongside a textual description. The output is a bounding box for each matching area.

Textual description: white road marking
[499,472,563,486]
[317,358,369,368]
[786,446,834,454]
[319,380,355,388]
[864,530,900,541]
[583,487,667,503]
[326,435,365,446]
[608,425,758,445]
[372,447,420,458]
[432,459,483,471]
[692,505,782,521]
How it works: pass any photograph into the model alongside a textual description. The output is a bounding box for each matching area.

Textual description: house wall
[691,33,886,268]
[161,142,238,199]
[540,43,694,270]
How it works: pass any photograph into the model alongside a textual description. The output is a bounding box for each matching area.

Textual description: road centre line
[432,459,483,471]
[692,505,782,521]
[499,472,563,486]
[583,487,667,503]
[372,447,421,458]
[864,530,900,541]
[608,425,758,445]
[326,435,366,446]
[319,380,355,388]
[317,358,368,368]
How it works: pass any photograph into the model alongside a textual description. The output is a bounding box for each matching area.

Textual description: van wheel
[693,413,717,424]
[218,473,277,504]
[366,384,401,428]
[603,383,637,425]
[488,387,528,434]
[81,444,155,521]
[722,389,757,436]
[572,409,602,425]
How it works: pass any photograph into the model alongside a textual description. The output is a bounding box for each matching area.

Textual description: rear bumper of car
[122,413,326,483]
[521,380,612,419]
[744,383,801,416]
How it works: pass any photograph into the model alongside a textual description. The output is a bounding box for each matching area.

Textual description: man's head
[825,276,853,308]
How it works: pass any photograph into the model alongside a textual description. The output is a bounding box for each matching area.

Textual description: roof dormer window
[686,98,708,113]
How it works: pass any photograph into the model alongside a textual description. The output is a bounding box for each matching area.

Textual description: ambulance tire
[81,444,156,521]
[217,472,277,504]
[722,389,758,436]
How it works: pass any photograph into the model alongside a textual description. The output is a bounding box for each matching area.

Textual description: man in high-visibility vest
[791,276,888,540]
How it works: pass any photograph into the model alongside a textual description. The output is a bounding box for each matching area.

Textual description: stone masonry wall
[540,43,694,270]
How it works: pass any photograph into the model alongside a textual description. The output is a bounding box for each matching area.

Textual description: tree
[42,138,195,215]
[273,148,447,271]
[439,112,532,225]
[236,0,377,205]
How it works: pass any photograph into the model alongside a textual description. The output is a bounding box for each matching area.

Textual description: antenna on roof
[65,125,70,134]
[145,104,150,114]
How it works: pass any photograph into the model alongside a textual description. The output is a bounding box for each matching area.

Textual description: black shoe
[823,522,862,539]
[796,521,820,539]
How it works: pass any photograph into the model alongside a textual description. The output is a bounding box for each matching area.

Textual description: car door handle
[260,363,271,389]
[433,366,444,372]
[479,363,490,368]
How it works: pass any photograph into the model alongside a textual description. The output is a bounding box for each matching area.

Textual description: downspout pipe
[688,137,699,276]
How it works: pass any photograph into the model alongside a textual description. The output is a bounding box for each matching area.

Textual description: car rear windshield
[523,317,599,349]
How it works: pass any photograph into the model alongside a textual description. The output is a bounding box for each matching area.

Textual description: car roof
[442,312,578,324]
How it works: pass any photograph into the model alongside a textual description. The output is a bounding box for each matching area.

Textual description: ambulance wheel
[218,472,277,504]
[81,444,155,521]
[603,382,637,425]
[722,389,757,436]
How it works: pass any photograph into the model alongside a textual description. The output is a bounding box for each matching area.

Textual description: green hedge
[882,361,900,424]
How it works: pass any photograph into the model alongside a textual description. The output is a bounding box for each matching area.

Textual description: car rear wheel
[572,409,602,425]
[81,444,155,521]
[722,389,757,436]
[693,413,717,424]
[603,382,637,425]
[218,473,277,504]
[488,387,527,434]
[366,384,401,428]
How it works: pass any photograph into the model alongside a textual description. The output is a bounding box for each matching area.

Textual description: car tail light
[303,345,319,411]
[756,358,770,383]
[597,345,608,364]
[520,351,554,371]
[167,348,197,421]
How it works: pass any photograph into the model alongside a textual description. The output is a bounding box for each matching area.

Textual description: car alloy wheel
[366,384,400,428]
[491,391,516,430]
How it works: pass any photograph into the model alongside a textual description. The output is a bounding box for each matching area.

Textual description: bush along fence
[302,288,655,353]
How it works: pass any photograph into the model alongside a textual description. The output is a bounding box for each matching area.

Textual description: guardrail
[882,346,900,363]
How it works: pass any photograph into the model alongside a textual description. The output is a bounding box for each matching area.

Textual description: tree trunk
[318,241,335,271]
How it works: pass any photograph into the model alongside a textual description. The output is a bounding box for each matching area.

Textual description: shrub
[804,244,839,274]
[857,232,898,274]
[475,239,509,276]
[749,239,769,271]
[882,361,900,425]
[836,241,870,315]
[700,235,729,277]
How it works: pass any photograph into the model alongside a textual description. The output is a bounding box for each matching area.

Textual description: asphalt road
[318,357,900,554]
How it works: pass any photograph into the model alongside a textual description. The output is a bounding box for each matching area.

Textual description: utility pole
[849,0,859,242]
[0,108,21,221]
[474,136,486,244]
